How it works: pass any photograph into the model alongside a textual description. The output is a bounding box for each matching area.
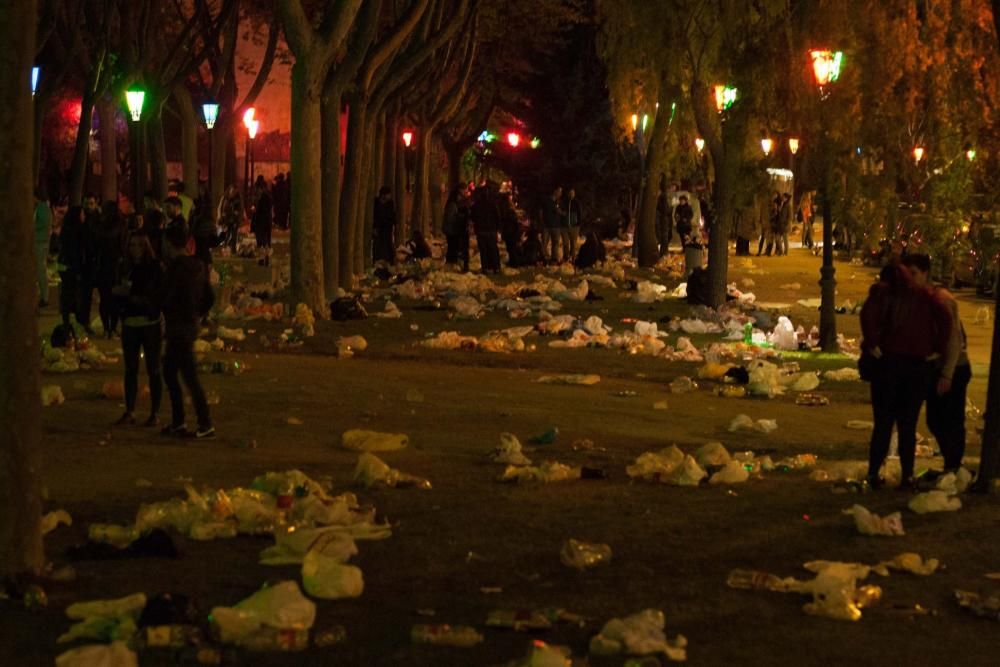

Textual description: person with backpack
[160,225,215,439]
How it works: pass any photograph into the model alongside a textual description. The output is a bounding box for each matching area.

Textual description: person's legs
[77,276,93,329]
[59,271,76,326]
[121,326,141,415]
[569,227,579,259]
[162,336,186,428]
[868,374,896,480]
[175,336,211,430]
[36,243,49,305]
[896,362,932,481]
[142,324,163,419]
[446,234,458,263]
[929,364,972,470]
[560,228,572,262]
[757,233,766,255]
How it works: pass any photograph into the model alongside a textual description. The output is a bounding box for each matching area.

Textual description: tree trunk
[320,85,342,295]
[0,0,44,579]
[33,91,49,186]
[370,111,387,270]
[430,141,443,236]
[357,118,379,273]
[147,105,168,202]
[445,142,463,191]
[384,111,400,242]
[395,137,408,239]
[210,115,229,212]
[339,93,367,287]
[173,85,200,201]
[707,116,745,307]
[68,85,96,206]
[636,101,668,267]
[95,96,118,204]
[411,125,433,237]
[288,61,327,312]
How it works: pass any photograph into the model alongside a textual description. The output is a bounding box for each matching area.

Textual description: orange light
[247,119,259,140]
[507,132,520,148]
[242,107,256,130]
[913,146,924,163]
[630,114,638,131]
[402,131,413,147]
[810,50,843,87]
[695,137,705,153]
[788,138,800,155]
[761,138,773,156]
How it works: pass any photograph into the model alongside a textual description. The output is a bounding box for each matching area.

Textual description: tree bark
[411,126,434,237]
[147,105,168,203]
[173,85,200,201]
[289,61,327,312]
[445,142,463,191]
[636,95,669,267]
[321,85,343,295]
[384,111,402,242]
[395,134,408,239]
[357,118,379,273]
[68,85,96,206]
[339,93,367,286]
[95,96,118,204]
[370,110,387,268]
[0,0,44,579]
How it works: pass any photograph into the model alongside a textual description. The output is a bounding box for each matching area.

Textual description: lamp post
[125,87,146,212]
[506,132,521,148]
[242,107,255,200]
[202,101,219,208]
[695,137,705,154]
[247,119,259,194]
[788,137,800,233]
[810,49,844,352]
[31,66,39,96]
[761,137,773,156]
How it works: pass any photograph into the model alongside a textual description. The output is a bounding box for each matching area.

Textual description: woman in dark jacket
[499,192,522,267]
[443,186,470,268]
[95,201,126,337]
[58,206,91,331]
[471,186,501,274]
[114,231,164,426]
[860,261,952,489]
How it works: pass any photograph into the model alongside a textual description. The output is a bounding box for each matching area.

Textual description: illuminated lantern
[695,137,705,153]
[966,149,976,162]
[507,132,520,148]
[248,119,259,140]
[31,66,39,95]
[242,107,256,129]
[630,114,638,131]
[402,131,413,147]
[788,137,800,155]
[810,50,844,86]
[761,137,773,156]
[641,114,649,131]
[714,85,737,112]
[530,137,541,149]
[125,88,145,122]
[202,101,219,130]
[913,146,924,164]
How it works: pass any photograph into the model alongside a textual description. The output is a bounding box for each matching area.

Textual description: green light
[641,114,649,131]
[125,89,146,122]
[669,101,677,126]
[477,130,497,143]
[714,85,737,112]
[530,137,541,149]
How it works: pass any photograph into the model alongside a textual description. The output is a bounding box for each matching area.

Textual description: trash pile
[41,337,117,374]
[626,442,778,486]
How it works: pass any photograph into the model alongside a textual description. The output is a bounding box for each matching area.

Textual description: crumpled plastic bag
[353,452,431,489]
[908,490,962,514]
[59,593,147,644]
[709,460,750,485]
[301,550,364,599]
[533,374,600,385]
[41,385,66,406]
[560,539,612,570]
[936,468,973,494]
[450,295,484,318]
[511,641,573,667]
[747,361,784,398]
[786,372,820,392]
[626,446,685,481]
[260,527,359,565]
[41,509,72,535]
[493,433,532,465]
[211,581,316,643]
[336,335,367,357]
[695,441,731,467]
[797,561,880,621]
[728,414,777,433]
[422,331,478,350]
[665,455,707,486]
[697,363,733,380]
[824,367,861,382]
[500,461,581,483]
[632,281,668,303]
[589,609,687,661]
[879,552,939,576]
[849,504,905,536]
[769,316,798,350]
[217,325,246,341]
[341,429,408,452]
[293,303,316,337]
[376,300,402,319]
[55,641,138,667]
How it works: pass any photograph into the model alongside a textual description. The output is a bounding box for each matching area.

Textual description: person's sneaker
[143,415,159,428]
[194,426,216,439]
[161,423,188,437]
[864,475,885,490]
[114,413,135,426]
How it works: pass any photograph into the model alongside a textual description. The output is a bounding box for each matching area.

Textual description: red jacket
[860,267,951,359]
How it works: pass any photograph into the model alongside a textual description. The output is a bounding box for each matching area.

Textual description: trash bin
[684,243,705,275]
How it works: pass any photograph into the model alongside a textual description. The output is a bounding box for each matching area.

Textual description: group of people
[217,171,291,266]
[860,253,971,489]
[43,183,217,439]
[734,190,814,257]
[654,184,705,257]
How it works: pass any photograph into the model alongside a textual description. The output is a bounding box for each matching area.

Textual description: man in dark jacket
[541,186,564,264]
[373,186,396,264]
[160,225,215,439]
[471,185,501,273]
[563,187,582,260]
[673,194,694,246]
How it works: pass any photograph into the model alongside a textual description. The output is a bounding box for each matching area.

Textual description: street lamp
[761,137,773,156]
[31,66,39,95]
[202,101,219,130]
[788,137,800,155]
[913,146,925,164]
[967,148,977,161]
[507,132,520,148]
[530,137,541,149]
[695,137,705,153]
[125,87,147,212]
[247,119,259,194]
[242,108,256,198]
[810,49,844,352]
[202,101,219,206]
[714,85,737,112]
[631,114,638,132]
[401,130,413,148]
[789,137,800,231]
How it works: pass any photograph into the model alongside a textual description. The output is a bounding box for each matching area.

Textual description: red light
[402,131,413,147]
[507,132,520,148]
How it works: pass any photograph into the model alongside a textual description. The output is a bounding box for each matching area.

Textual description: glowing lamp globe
[714,85,737,112]
[695,137,705,153]
[31,66,40,95]
[248,119,259,140]
[125,89,146,122]
[507,132,520,148]
[202,101,219,130]
[788,138,800,155]
[242,107,256,130]
[966,149,976,162]
[913,146,924,164]
[761,138,773,156]
[530,137,541,149]
[810,50,844,87]
[630,114,638,132]
[402,131,413,147]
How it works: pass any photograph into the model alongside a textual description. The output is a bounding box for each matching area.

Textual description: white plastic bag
[55,641,138,667]
[341,429,408,452]
[301,550,364,599]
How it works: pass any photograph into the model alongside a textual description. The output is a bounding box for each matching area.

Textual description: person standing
[173,181,195,222]
[58,206,96,334]
[902,254,972,478]
[443,185,468,266]
[79,194,101,329]
[499,191,522,267]
[113,231,164,427]
[372,186,397,264]
[191,196,217,266]
[34,187,53,307]
[799,191,814,249]
[95,201,126,338]
[218,185,244,254]
[563,187,582,261]
[272,173,291,230]
[251,177,273,266]
[777,193,792,256]
[160,225,215,439]
[860,261,952,489]
[673,194,694,247]
[541,186,564,264]
[471,184,501,274]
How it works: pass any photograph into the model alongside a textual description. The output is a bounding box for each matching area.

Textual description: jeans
[927,364,972,470]
[163,334,211,429]
[476,233,500,273]
[36,243,49,304]
[97,277,118,335]
[868,355,934,481]
[502,232,521,267]
[543,228,561,263]
[59,270,90,327]
[567,227,579,259]
[122,323,163,415]
[559,228,572,262]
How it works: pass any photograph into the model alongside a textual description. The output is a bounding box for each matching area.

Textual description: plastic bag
[211,581,316,643]
[560,539,612,570]
[908,490,962,514]
[450,295,484,318]
[216,325,246,341]
[589,609,687,661]
[709,460,750,485]
[336,335,368,357]
[501,461,581,483]
[41,509,72,535]
[695,442,731,467]
[60,593,147,644]
[769,316,798,350]
[260,527,359,565]
[534,374,601,385]
[41,385,66,406]
[301,550,364,599]
[353,452,431,489]
[341,429,408,452]
[375,300,402,319]
[786,372,820,392]
[824,367,861,382]
[55,641,138,667]
[747,361,784,397]
[935,468,973,494]
[626,446,686,481]
[493,433,532,465]
[850,504,905,536]
[728,414,778,434]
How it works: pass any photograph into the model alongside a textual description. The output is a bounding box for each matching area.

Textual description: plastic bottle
[726,569,791,591]
[410,624,484,647]
[743,322,753,344]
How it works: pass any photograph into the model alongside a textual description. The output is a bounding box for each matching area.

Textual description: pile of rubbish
[41,337,117,374]
[625,442,779,487]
